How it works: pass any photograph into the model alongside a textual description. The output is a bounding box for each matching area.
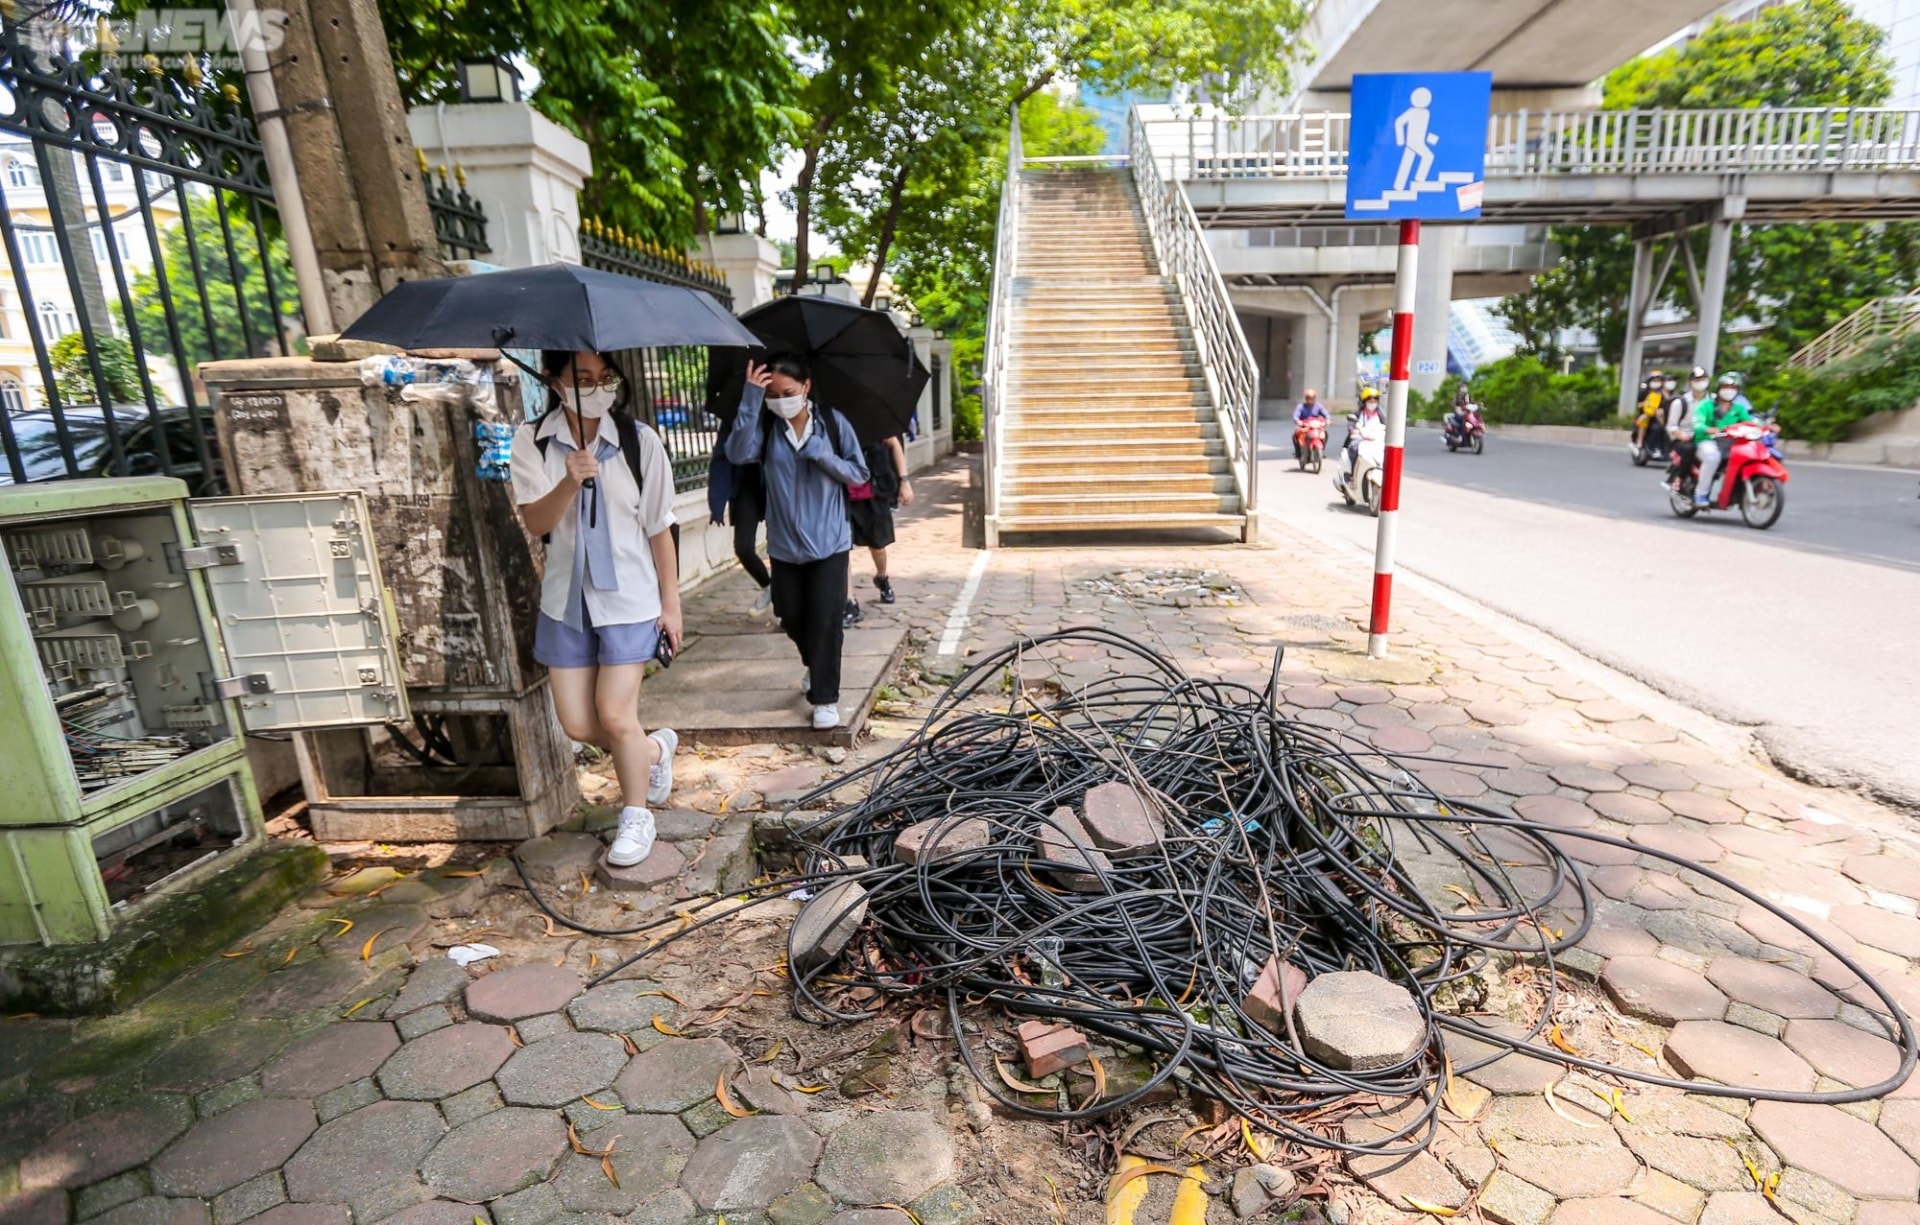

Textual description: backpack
[862,441,900,504]
[532,409,680,556]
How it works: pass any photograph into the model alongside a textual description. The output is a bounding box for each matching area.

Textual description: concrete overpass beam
[1411,226,1457,395]
[1618,237,1655,419]
[1692,200,1743,378]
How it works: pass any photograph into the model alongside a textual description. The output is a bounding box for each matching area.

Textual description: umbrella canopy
[339,263,759,352]
[718,296,930,446]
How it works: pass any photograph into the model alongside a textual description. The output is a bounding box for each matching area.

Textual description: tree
[1496,0,1906,365]
[379,0,802,244]
[50,332,142,406]
[126,192,301,371]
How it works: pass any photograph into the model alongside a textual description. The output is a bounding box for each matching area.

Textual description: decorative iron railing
[418,155,489,261]
[579,219,733,306]
[980,104,1021,530]
[1138,107,1920,182]
[1790,294,1920,370]
[1127,109,1259,520]
[0,14,302,491]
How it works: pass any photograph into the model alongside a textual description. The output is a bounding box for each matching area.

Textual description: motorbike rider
[1292,388,1329,460]
[1692,372,1756,507]
[1664,365,1708,490]
[1634,370,1669,453]
[1443,384,1476,439]
[1338,387,1386,492]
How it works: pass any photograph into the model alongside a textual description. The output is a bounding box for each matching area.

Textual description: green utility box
[0,476,405,956]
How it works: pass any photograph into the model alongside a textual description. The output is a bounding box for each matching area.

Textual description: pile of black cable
[772,628,1916,1157]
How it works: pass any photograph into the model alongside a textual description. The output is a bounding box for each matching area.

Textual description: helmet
[1690,365,1709,381]
[1454,385,1471,404]
[1647,369,1665,379]
[1716,372,1743,390]
[1359,387,1380,402]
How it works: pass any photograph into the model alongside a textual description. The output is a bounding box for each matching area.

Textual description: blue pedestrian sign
[1345,72,1492,220]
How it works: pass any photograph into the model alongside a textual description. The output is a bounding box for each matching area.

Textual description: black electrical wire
[516,627,1918,1157]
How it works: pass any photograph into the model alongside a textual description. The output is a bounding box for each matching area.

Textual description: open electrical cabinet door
[185,490,410,732]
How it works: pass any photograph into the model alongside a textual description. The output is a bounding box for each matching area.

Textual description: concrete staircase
[993,168,1247,537]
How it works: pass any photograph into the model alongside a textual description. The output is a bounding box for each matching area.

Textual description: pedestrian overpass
[1134,105,1920,418]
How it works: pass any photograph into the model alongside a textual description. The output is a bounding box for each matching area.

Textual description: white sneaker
[646,727,677,807]
[751,587,774,615]
[607,806,656,867]
[812,704,840,730]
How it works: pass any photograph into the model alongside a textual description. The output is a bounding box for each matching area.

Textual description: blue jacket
[724,384,869,563]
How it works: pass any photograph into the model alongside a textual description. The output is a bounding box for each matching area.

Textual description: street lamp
[457,57,522,104]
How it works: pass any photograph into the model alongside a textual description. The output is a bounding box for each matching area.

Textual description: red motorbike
[1443,403,1486,454]
[1294,417,1328,473]
[1668,420,1789,530]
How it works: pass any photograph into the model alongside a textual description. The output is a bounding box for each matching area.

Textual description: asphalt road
[1257,423,1920,810]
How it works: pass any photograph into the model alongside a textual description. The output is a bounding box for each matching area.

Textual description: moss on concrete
[0,843,329,1016]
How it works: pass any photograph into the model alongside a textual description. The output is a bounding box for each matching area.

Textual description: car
[0,405,225,494]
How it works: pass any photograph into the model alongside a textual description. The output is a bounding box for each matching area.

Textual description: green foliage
[50,331,142,406]
[1407,374,1465,422]
[379,0,802,244]
[126,194,300,371]
[1749,331,1920,442]
[1496,0,1908,367]
[1466,355,1616,426]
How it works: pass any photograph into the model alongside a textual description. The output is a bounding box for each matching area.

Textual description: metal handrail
[1141,107,1920,182]
[981,104,1022,527]
[1789,294,1920,369]
[1128,109,1260,522]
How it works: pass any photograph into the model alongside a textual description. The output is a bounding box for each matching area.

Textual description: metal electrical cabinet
[0,476,406,947]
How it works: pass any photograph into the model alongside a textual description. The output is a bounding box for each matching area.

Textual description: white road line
[937,549,993,657]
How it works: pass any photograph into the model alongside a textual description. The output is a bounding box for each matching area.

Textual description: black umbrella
[721,296,930,446]
[339,262,759,352]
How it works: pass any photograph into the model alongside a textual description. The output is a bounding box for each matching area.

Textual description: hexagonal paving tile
[1627,824,1724,865]
[1841,855,1920,901]
[261,1023,401,1099]
[495,1031,629,1107]
[1664,1021,1816,1092]
[465,965,583,1023]
[282,1100,445,1203]
[613,1037,736,1114]
[1588,793,1668,825]
[1498,1140,1639,1199]
[1548,765,1627,793]
[1443,1026,1562,1095]
[87,1198,209,1225]
[1831,904,1920,960]
[1703,959,1837,1020]
[1660,792,1743,824]
[1780,1018,1907,1090]
[149,1098,317,1197]
[566,984,677,1034]
[1511,795,1595,829]
[241,957,374,1020]
[1601,957,1727,1025]
[814,1112,953,1205]
[1748,1100,1919,1200]
[20,1096,194,1190]
[550,1115,696,1213]
[420,1107,568,1202]
[376,1024,515,1100]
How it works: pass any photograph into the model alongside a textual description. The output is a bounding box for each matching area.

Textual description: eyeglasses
[561,373,623,391]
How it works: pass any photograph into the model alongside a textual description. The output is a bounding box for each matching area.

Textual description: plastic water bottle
[474,420,515,482]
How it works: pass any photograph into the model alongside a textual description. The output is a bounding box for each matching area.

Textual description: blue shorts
[534,612,662,668]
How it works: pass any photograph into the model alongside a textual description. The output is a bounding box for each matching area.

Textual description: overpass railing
[981,104,1022,530]
[1127,109,1260,520]
[1142,107,1920,182]
[1790,294,1920,370]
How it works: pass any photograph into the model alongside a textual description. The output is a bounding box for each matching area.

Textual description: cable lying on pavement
[533,627,1917,1157]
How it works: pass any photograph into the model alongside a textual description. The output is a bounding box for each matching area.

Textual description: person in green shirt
[1692,373,1755,507]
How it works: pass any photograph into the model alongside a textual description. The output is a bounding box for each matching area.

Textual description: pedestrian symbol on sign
[1346,72,1492,221]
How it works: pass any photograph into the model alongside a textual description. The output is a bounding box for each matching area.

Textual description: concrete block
[791,856,869,973]
[1294,971,1427,1071]
[1016,1020,1089,1078]
[895,818,993,866]
[1035,807,1112,892]
[1242,956,1308,1034]
[1080,782,1165,858]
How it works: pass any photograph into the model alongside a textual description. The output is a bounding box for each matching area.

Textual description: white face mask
[571,387,617,418]
[768,393,806,421]
[1717,388,1738,402]
[1691,379,1709,393]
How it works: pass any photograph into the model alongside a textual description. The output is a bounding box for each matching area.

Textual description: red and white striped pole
[1368,219,1421,659]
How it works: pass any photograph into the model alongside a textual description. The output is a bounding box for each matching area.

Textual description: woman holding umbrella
[725,354,870,729]
[511,350,682,867]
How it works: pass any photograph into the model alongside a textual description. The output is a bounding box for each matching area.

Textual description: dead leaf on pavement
[360,926,397,961]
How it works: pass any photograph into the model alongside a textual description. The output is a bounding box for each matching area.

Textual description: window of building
[1,379,25,415]
[20,232,60,265]
[100,160,126,184]
[38,303,77,337]
[5,158,40,188]
[89,228,133,263]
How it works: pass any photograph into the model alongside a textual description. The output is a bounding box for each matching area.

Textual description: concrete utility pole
[261,0,446,329]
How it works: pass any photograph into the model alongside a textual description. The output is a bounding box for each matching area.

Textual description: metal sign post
[1344,72,1492,658]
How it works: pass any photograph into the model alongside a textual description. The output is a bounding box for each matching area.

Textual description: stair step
[1000,493,1243,516]
[994,511,1248,535]
[1006,473,1238,495]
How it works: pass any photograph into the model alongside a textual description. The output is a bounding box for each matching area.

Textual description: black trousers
[730,474,772,589]
[771,551,850,705]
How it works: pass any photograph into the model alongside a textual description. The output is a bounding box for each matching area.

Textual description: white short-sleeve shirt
[510,411,678,627]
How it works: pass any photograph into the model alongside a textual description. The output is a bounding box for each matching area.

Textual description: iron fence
[422,159,489,261]
[579,221,735,493]
[0,14,306,492]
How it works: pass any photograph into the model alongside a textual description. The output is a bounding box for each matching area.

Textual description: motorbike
[1667,419,1789,530]
[1443,404,1485,454]
[1294,417,1328,473]
[1335,415,1386,516]
[1630,410,1670,467]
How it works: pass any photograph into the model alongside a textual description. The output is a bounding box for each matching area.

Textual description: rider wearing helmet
[1338,387,1386,490]
[1291,388,1329,461]
[1692,372,1755,506]
[1664,365,1709,490]
[1443,384,1475,439]
[1634,369,1669,453]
